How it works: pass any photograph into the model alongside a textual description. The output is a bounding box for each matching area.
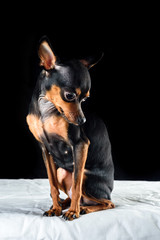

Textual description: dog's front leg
[63,138,90,220]
[42,146,62,217]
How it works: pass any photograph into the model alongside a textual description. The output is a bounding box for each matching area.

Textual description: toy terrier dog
[26,37,115,220]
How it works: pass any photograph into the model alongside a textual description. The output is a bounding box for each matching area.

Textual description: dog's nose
[77,116,86,125]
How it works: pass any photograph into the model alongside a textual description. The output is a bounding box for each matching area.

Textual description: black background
[0,8,159,180]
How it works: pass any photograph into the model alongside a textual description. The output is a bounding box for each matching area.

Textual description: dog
[26,37,115,220]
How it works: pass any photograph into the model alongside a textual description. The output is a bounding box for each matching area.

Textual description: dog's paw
[43,207,62,217]
[62,209,79,221]
[80,206,89,215]
[105,200,115,209]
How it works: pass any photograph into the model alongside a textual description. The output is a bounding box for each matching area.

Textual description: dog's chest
[38,96,69,140]
[38,96,82,171]
[43,115,69,141]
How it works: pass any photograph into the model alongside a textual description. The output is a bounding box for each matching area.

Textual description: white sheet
[0,179,160,240]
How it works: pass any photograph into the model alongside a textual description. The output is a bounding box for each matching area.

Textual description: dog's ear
[38,37,56,70]
[80,52,104,69]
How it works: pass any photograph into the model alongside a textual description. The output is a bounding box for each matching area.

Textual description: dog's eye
[64,92,76,101]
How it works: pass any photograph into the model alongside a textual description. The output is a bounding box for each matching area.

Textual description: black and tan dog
[26,37,115,220]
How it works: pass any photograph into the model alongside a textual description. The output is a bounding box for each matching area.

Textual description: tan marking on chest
[26,114,43,142]
[43,115,69,141]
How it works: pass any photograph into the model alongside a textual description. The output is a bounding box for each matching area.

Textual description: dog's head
[38,37,103,125]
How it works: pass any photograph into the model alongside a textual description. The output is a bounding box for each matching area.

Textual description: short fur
[26,37,115,220]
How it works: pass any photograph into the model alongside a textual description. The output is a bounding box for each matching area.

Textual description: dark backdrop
[0,12,158,180]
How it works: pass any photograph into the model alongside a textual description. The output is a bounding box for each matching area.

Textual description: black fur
[27,41,114,203]
[83,114,114,199]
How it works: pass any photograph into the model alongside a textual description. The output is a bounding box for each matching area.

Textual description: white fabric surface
[0,179,160,240]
